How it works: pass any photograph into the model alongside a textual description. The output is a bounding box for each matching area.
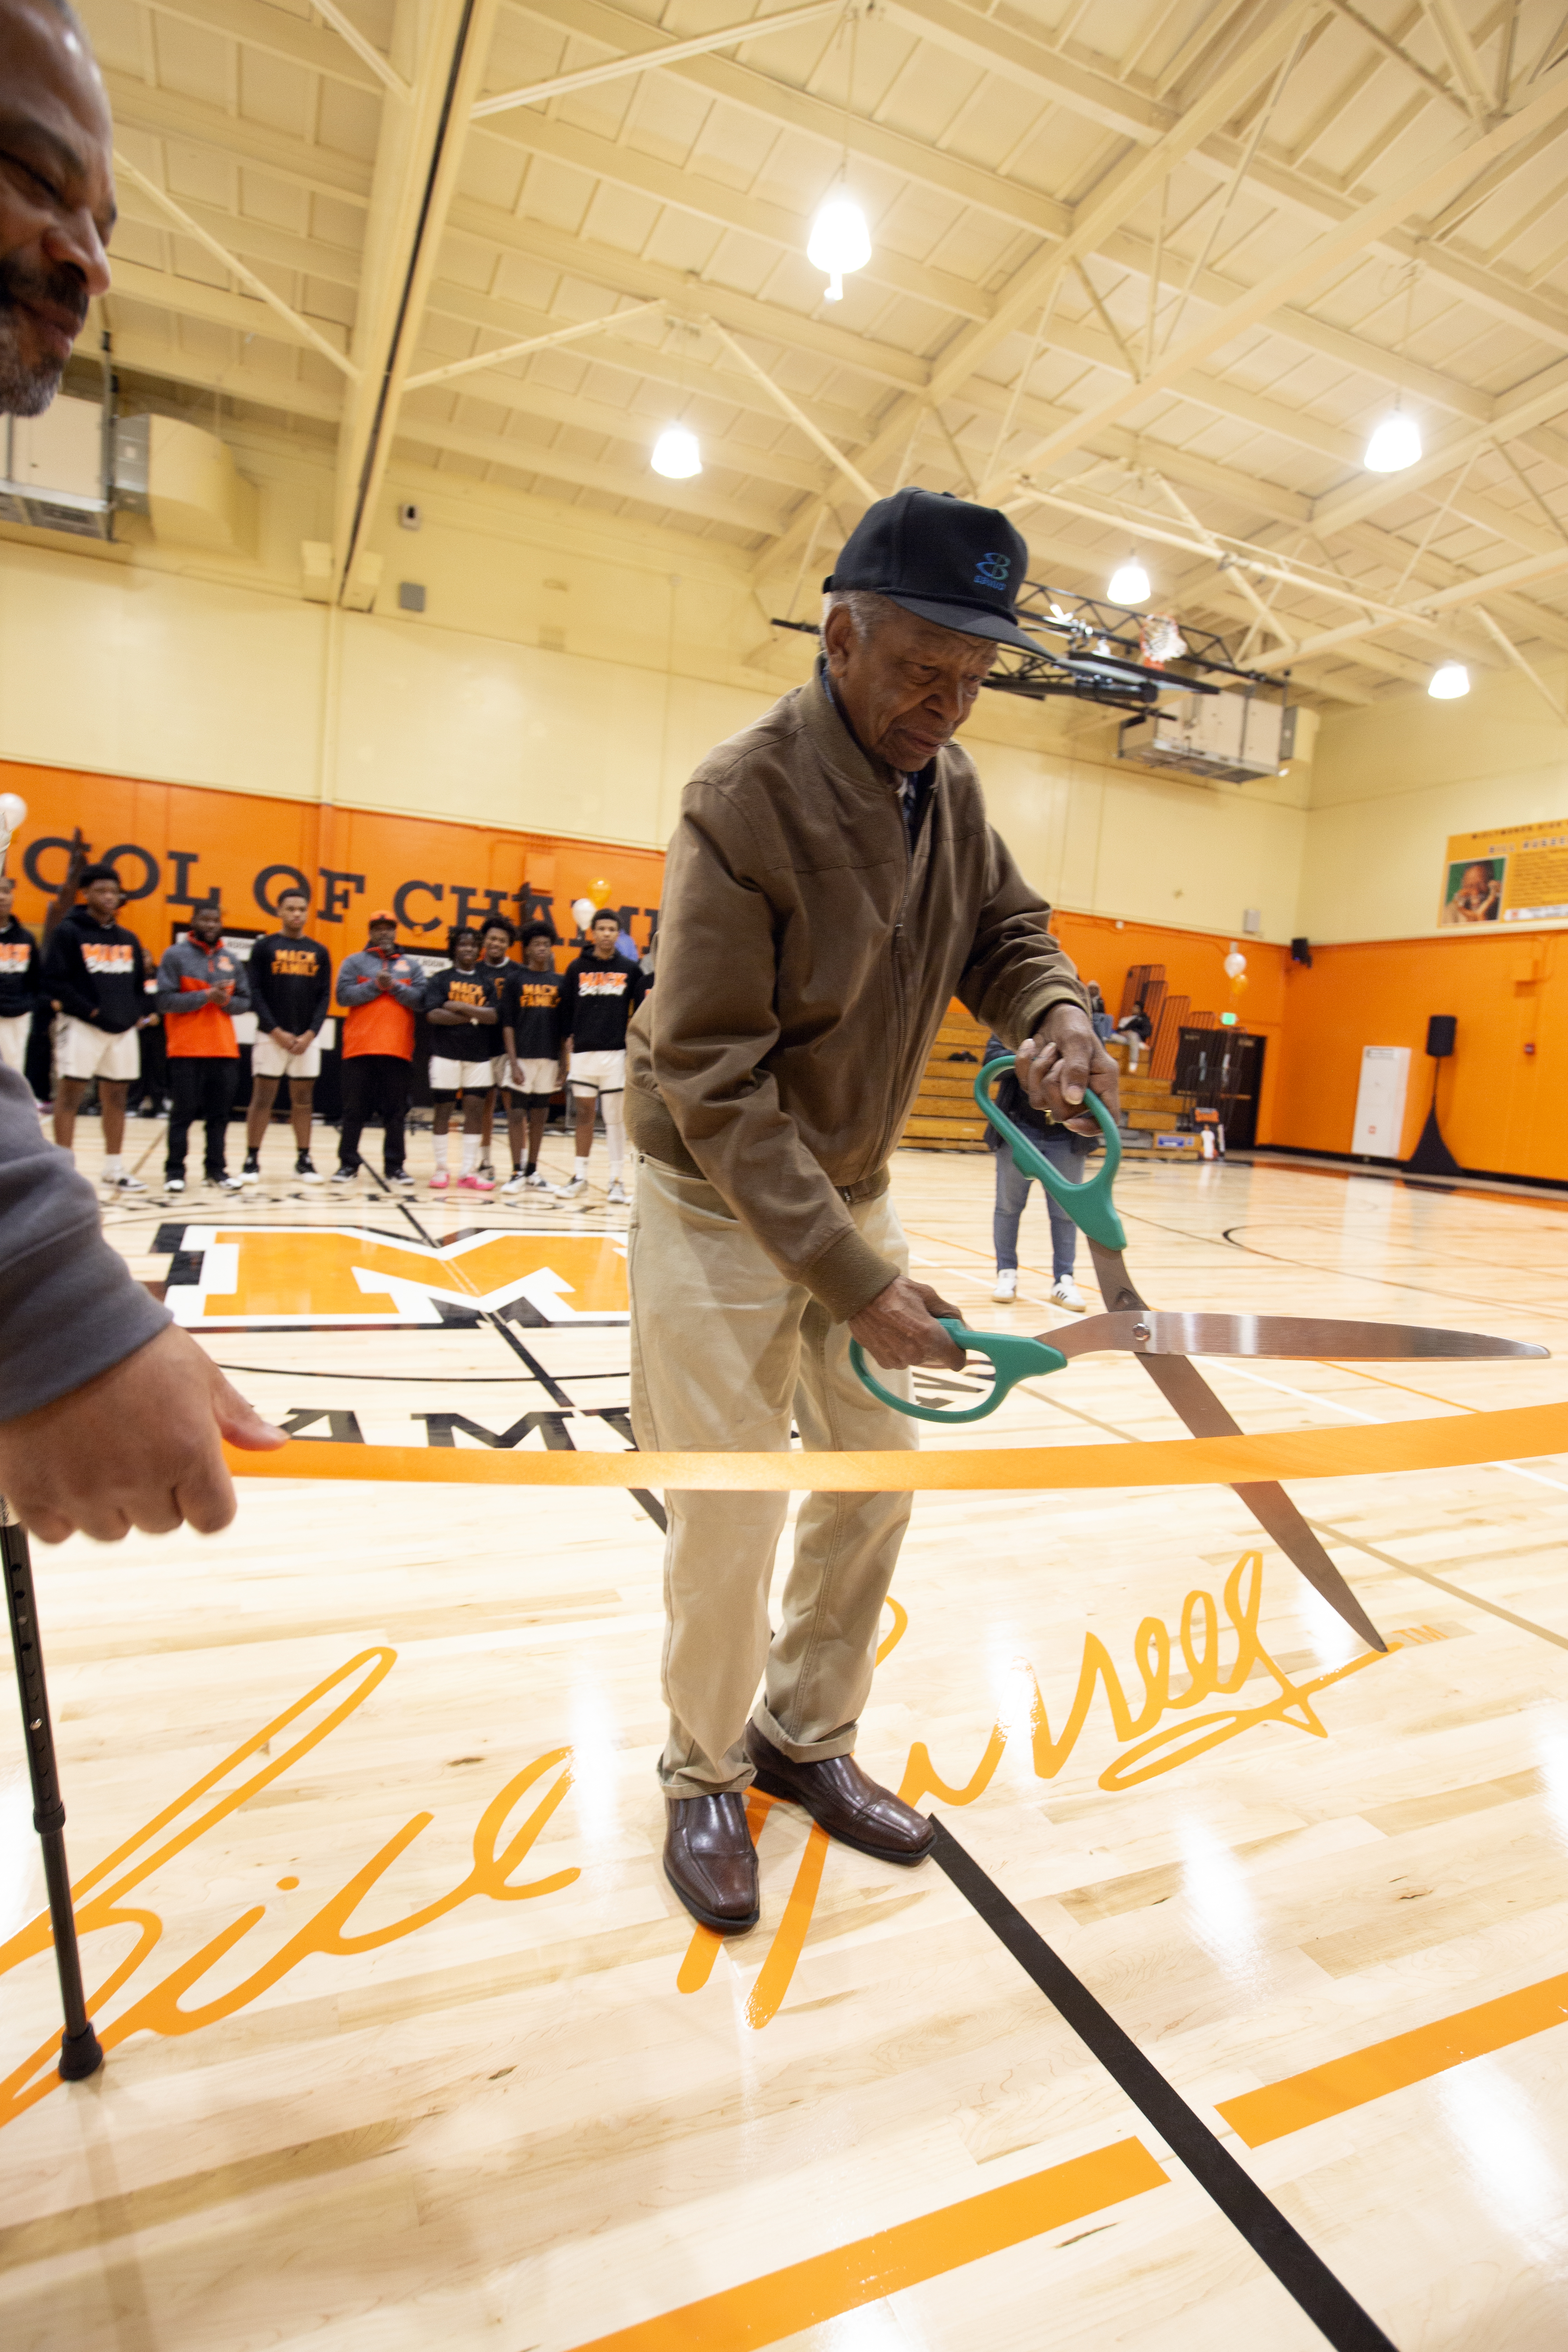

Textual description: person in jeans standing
[44,860,151,1191]
[156,901,250,1194]
[0,873,41,1078]
[333,911,423,1189]
[983,1031,1087,1312]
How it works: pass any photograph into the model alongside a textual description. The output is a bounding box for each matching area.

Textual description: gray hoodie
[0,1068,168,1419]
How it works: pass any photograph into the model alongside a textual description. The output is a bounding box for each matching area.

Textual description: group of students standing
[9,863,648,1200]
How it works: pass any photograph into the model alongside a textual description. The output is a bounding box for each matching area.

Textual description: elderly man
[0,0,280,1541]
[627,487,1118,1932]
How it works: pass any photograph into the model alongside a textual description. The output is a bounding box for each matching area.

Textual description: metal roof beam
[397,415,783,534]
[104,72,374,206]
[761,0,1331,574]
[113,157,359,377]
[103,254,351,358]
[474,0,839,119]
[331,0,502,593]
[995,65,1568,497]
[476,106,991,323]
[504,0,1070,240]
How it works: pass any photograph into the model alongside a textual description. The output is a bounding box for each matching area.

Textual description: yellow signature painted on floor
[0,1562,1389,2119]
[680,1554,1387,2024]
[0,1648,578,2129]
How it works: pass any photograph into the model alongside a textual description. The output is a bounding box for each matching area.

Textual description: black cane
[2,1497,103,2081]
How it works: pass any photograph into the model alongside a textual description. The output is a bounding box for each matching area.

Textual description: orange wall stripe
[567,2137,1169,2351]
[226,1400,1568,1494]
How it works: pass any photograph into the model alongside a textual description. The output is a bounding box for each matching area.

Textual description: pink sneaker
[457,1172,495,1192]
[430,1170,450,1191]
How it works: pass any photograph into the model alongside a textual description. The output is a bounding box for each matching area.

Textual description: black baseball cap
[825,487,1042,651]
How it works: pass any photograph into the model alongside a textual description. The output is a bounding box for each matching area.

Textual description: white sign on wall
[1352,1046,1410,1158]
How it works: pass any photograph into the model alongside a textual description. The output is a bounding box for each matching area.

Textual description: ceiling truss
[64,0,1568,695]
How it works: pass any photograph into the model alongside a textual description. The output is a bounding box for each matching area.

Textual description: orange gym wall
[1053,910,1290,1146]
[0,761,666,958]
[1265,928,1568,1181]
[11,757,1564,1181]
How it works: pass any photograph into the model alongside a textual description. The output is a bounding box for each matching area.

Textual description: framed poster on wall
[1439,820,1568,926]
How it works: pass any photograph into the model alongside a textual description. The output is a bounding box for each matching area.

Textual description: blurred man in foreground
[0,0,281,1539]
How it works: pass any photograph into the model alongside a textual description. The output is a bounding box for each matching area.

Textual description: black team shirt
[501,965,565,1060]
[249,936,332,1037]
[559,950,647,1053]
[0,918,40,1018]
[44,912,148,1032]
[425,964,500,1061]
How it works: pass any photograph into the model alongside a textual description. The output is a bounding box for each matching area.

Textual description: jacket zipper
[877,783,919,1175]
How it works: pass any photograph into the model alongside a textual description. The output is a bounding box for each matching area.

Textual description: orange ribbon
[227,1400,1568,1493]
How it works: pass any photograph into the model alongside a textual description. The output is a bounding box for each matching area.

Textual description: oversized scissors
[853,1055,1548,1652]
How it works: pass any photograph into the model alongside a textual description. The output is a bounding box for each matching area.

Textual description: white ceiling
[82,0,1568,704]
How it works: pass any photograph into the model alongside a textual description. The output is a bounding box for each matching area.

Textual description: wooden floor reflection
[5,1125,1568,2348]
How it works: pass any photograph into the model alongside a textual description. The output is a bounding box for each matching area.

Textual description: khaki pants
[629,1156,918,1798]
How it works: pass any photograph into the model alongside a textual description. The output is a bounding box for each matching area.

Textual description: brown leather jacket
[626,672,1088,1319]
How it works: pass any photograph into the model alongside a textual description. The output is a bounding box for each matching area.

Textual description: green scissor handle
[975,1056,1128,1253]
[851,1318,1066,1426]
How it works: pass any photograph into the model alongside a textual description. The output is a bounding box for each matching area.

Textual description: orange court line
[226,1399,1568,1493]
[1218,1971,1568,2148]
[567,2137,1169,2350]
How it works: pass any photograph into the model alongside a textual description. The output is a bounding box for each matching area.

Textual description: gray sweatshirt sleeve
[0,1067,170,1420]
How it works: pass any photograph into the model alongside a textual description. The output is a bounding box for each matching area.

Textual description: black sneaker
[295,1153,322,1184]
[240,1149,261,1185]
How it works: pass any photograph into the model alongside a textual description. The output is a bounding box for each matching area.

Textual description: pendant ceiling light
[808,190,872,303]
[1366,263,1423,473]
[1363,409,1422,473]
[1428,661,1470,700]
[1108,554,1150,604]
[651,423,702,479]
[810,6,871,304]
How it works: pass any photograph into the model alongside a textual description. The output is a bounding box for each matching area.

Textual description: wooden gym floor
[4,1111,1568,2350]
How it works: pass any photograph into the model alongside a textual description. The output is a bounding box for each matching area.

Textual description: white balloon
[571,896,595,930]
[0,794,27,834]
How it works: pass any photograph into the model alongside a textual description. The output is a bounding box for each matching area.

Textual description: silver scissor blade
[1084,1245,1387,1654]
[1047,1310,1547,1362]
[1135,1352,1388,1654]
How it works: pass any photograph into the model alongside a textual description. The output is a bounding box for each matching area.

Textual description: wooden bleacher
[902,966,1222,1156]
[902,1000,991,1150]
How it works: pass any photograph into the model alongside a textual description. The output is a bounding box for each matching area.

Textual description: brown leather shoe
[663,1794,760,1932]
[744,1722,935,1865]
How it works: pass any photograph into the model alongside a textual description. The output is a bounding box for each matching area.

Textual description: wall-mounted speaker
[1426,1015,1457,1058]
[1289,936,1312,966]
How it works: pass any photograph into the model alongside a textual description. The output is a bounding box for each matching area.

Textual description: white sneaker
[555,1176,588,1199]
[501,1171,525,1195]
[164,1176,185,1194]
[992,1268,1018,1303]
[1049,1277,1087,1312]
[102,1172,147,1193]
[607,1179,627,1205]
[523,1169,551,1190]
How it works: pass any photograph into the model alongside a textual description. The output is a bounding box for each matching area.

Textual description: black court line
[928,1819,1399,2352]
[366,1173,668,1533]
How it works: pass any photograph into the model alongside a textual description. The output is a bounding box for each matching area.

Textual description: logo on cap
[974,551,1011,589]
